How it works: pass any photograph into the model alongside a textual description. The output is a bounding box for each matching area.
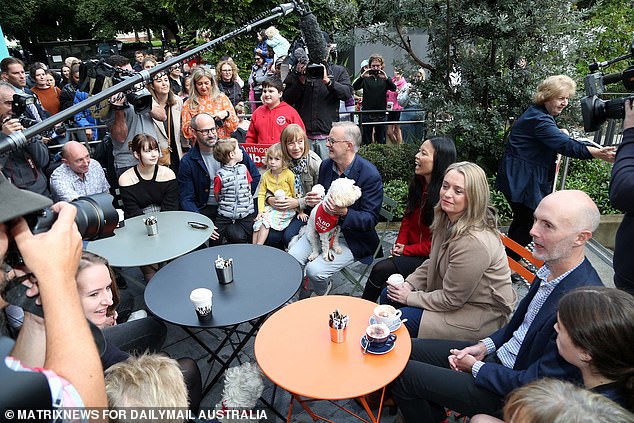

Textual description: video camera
[113,67,153,115]
[580,38,634,132]
[11,92,38,129]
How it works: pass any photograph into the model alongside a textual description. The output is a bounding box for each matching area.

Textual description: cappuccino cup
[387,274,405,286]
[373,304,402,326]
[365,323,396,347]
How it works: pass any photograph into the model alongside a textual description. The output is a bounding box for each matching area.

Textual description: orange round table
[254,295,411,422]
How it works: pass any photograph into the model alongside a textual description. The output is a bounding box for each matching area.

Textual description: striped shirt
[472,261,582,377]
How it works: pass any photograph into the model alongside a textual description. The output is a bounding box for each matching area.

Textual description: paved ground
[117,231,614,423]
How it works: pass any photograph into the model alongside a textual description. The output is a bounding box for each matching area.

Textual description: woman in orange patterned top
[181,66,238,142]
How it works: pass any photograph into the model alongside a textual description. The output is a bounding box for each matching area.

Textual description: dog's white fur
[306,178,362,261]
[215,362,265,423]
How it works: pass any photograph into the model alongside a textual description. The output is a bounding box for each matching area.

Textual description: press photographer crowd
[2,2,634,421]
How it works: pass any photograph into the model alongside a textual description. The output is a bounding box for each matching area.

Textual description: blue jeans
[379,287,422,337]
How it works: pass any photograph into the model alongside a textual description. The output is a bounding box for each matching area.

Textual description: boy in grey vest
[213,138,256,243]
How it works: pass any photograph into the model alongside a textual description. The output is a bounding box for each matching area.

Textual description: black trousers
[391,339,505,422]
[361,255,426,301]
[506,200,535,261]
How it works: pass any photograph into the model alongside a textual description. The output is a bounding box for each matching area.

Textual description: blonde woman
[181,66,238,141]
[384,161,517,341]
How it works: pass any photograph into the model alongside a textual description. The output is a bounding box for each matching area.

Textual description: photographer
[283,34,353,159]
[0,175,107,412]
[352,54,397,145]
[103,55,163,178]
[610,98,634,294]
[0,81,51,198]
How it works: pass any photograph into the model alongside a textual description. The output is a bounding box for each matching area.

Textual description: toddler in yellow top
[253,143,308,244]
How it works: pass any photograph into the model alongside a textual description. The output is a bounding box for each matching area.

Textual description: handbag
[159,106,172,166]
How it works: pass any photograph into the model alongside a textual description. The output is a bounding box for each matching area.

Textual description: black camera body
[368,69,380,76]
[11,92,38,128]
[4,193,118,268]
[305,63,324,80]
[581,65,634,132]
[580,37,634,132]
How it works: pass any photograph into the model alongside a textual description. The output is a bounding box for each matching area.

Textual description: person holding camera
[0,175,107,412]
[103,55,163,179]
[0,81,51,198]
[352,54,397,145]
[283,34,353,159]
[610,98,634,294]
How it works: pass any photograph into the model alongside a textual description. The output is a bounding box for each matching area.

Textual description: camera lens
[72,193,118,241]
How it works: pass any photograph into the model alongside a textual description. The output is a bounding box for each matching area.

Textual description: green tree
[357,0,591,173]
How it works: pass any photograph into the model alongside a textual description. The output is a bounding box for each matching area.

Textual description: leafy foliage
[383,179,409,220]
[560,158,618,215]
[358,143,419,185]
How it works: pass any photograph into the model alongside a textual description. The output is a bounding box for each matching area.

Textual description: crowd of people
[1,34,633,423]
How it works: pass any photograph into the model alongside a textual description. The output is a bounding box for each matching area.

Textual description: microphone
[299,11,328,64]
[294,47,309,65]
[602,72,623,86]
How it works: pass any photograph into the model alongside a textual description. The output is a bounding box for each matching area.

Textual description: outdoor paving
[118,230,614,422]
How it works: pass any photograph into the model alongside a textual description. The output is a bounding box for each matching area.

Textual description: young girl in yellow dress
[253,143,308,244]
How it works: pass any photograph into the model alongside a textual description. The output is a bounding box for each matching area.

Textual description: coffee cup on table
[190,288,213,322]
[365,323,396,348]
[387,274,405,287]
[373,304,402,327]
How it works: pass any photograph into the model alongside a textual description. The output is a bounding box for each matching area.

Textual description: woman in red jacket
[362,135,456,301]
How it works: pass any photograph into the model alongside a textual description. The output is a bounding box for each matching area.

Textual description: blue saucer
[360,335,396,354]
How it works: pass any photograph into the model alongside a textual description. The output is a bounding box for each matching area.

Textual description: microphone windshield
[299,13,328,64]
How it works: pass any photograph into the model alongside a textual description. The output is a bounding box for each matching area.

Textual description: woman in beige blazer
[148,72,187,175]
[383,161,517,342]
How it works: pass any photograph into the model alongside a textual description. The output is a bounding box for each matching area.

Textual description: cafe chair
[499,232,543,286]
[340,194,398,295]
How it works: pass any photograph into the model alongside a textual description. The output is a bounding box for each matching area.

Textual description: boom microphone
[299,11,328,64]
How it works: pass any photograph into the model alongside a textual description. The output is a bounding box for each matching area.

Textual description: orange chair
[499,232,544,284]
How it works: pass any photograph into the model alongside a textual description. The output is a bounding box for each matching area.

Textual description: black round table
[145,244,302,396]
[145,244,302,328]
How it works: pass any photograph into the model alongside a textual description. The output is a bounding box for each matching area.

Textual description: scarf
[289,157,308,197]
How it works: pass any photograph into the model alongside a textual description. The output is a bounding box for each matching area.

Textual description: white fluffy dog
[306,178,362,261]
[215,362,264,423]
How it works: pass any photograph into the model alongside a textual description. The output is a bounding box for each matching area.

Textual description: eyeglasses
[193,127,217,135]
[326,137,350,145]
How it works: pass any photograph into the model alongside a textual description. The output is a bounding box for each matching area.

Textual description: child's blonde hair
[265,26,280,39]
[266,143,288,169]
[213,138,239,164]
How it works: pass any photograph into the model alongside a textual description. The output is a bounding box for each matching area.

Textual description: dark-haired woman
[362,136,457,301]
[118,134,178,281]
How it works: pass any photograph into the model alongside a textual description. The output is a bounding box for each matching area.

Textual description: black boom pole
[0,2,296,155]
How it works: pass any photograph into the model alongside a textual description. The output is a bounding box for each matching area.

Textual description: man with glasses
[288,121,383,297]
[178,112,260,225]
[352,54,396,145]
